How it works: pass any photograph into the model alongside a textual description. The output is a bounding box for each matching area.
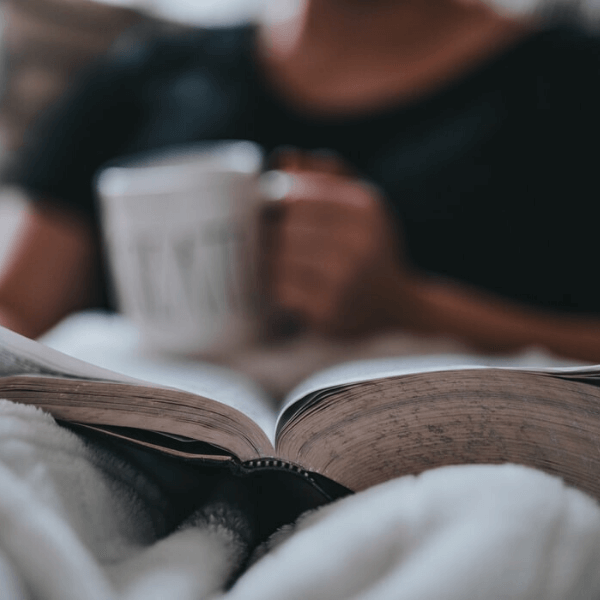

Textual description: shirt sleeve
[9,39,156,221]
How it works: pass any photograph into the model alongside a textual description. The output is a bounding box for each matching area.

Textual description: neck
[261,0,517,62]
[257,0,531,116]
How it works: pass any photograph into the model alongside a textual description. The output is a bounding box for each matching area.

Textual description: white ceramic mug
[97,140,275,355]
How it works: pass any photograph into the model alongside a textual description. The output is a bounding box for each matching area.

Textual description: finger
[274,275,334,332]
[273,255,323,291]
[263,165,378,216]
[259,171,295,213]
[278,219,351,265]
[261,194,339,270]
[280,172,381,213]
[272,266,318,316]
[305,149,353,176]
[269,147,354,177]
[273,244,357,308]
[271,187,380,273]
[269,146,305,171]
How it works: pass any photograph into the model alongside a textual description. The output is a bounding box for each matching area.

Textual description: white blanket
[2,399,600,600]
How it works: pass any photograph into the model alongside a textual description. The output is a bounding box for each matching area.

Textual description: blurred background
[0,0,268,168]
[0,0,598,273]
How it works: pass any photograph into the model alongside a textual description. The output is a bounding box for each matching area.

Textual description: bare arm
[0,203,104,339]
[399,275,600,364]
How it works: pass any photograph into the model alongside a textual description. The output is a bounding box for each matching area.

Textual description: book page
[0,324,141,382]
[80,356,278,439]
[39,313,278,440]
[278,349,594,427]
[276,368,600,495]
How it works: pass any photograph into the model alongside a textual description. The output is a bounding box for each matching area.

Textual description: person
[1,0,600,362]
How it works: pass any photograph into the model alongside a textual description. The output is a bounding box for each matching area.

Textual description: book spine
[240,458,350,502]
[242,458,313,478]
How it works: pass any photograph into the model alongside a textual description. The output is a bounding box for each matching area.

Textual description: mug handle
[259,170,294,204]
[256,170,303,340]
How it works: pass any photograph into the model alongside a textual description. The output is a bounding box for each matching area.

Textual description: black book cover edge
[60,421,352,548]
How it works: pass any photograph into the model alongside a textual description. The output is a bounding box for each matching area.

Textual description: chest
[130,57,574,223]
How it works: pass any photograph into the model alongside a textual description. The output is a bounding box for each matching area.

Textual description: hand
[262,149,410,337]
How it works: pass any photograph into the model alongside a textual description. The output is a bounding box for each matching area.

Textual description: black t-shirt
[14,22,600,313]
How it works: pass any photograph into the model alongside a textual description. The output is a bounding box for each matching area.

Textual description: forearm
[398,274,600,363]
[0,203,104,339]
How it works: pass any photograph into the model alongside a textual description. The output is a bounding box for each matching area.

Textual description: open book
[1,321,600,503]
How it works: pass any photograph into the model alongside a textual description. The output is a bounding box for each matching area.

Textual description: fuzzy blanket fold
[2,398,600,600]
